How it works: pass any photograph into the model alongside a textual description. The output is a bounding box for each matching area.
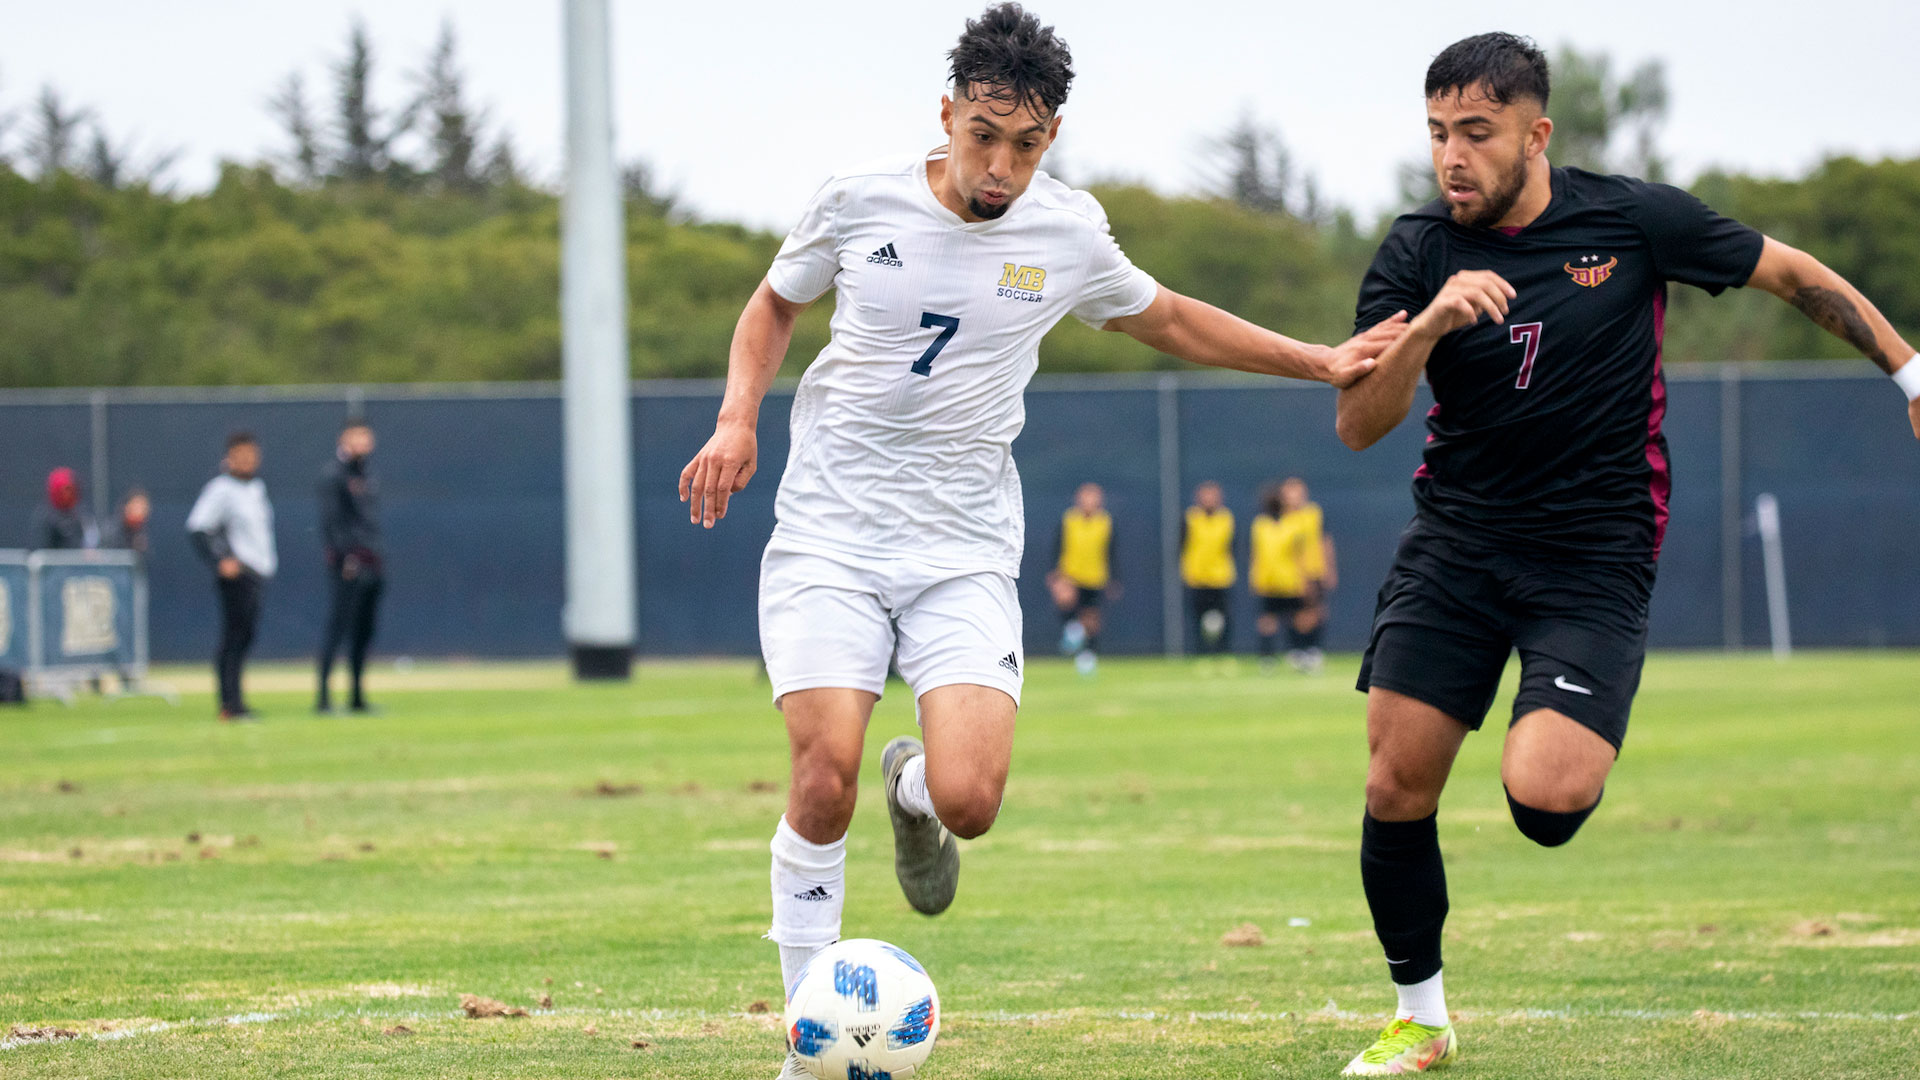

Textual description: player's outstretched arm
[1335,270,1515,451]
[1102,286,1407,387]
[1745,237,1920,440]
[678,279,812,528]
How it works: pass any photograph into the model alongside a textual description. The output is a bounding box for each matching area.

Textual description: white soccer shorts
[758,538,1024,707]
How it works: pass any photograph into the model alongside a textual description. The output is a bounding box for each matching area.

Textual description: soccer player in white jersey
[678,7,1406,1072]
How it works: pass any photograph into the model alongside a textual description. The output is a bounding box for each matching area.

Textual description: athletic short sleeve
[766,178,844,304]
[1070,204,1158,328]
[1356,217,1436,335]
[1625,181,1764,296]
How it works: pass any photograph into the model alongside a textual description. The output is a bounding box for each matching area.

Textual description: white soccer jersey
[765,151,1158,575]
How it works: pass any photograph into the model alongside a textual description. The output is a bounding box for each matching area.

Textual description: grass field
[3,652,1916,1078]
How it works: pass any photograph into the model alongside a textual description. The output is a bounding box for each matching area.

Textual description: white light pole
[561,0,635,679]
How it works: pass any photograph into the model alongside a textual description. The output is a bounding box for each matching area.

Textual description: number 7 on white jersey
[912,312,960,377]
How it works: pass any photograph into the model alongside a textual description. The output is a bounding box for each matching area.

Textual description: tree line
[0,27,1913,387]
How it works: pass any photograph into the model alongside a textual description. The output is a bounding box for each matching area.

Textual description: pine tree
[25,85,88,179]
[416,20,485,193]
[268,73,324,184]
[329,21,410,183]
[1203,112,1294,216]
[622,159,686,220]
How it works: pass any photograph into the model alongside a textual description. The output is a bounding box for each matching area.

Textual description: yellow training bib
[1057,510,1112,589]
[1181,507,1236,588]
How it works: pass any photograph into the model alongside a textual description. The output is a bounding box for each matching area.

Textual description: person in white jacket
[186,432,276,721]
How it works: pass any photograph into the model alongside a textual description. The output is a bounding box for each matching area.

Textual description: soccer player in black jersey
[1330,33,1920,1075]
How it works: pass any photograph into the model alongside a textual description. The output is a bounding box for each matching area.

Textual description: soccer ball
[785,938,940,1079]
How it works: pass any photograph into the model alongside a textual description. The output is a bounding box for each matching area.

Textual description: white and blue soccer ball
[785,938,940,1079]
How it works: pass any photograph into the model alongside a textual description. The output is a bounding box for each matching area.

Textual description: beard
[1447,148,1529,228]
[966,194,1011,220]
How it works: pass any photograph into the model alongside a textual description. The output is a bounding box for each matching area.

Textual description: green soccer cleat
[1340,1018,1458,1075]
[881,734,959,916]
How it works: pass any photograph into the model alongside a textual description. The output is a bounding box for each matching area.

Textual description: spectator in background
[35,467,98,550]
[103,488,151,562]
[1180,480,1236,657]
[187,432,276,722]
[1048,481,1113,676]
[316,419,384,714]
[1250,477,1337,674]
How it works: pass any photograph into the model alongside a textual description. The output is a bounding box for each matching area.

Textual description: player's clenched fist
[1416,270,1517,336]
[679,420,757,528]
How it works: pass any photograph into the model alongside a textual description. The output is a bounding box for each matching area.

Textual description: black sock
[1285,625,1309,651]
[1259,632,1277,657]
[1361,811,1448,985]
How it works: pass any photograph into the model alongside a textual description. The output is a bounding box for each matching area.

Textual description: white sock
[896,754,936,820]
[1395,969,1449,1027]
[767,816,845,997]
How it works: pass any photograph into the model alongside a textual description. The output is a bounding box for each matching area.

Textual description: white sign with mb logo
[61,576,119,656]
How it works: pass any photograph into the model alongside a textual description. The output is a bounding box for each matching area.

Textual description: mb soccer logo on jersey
[996,263,1046,303]
[1564,254,1618,288]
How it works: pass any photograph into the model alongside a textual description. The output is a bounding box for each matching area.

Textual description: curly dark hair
[1425,32,1550,109]
[948,3,1074,117]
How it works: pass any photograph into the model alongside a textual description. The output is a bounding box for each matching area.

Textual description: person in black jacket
[35,467,98,550]
[316,420,384,714]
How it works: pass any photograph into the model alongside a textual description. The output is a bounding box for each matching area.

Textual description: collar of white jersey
[915,149,1032,233]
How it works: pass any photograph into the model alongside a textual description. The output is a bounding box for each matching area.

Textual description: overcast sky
[7,1,1918,231]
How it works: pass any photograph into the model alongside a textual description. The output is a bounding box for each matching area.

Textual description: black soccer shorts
[1356,522,1655,750]
[1260,595,1306,618]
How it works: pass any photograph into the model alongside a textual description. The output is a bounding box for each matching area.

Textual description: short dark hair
[342,418,372,433]
[948,3,1075,117]
[1425,32,1550,109]
[226,430,257,450]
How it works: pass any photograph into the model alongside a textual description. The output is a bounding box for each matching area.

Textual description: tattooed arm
[1746,236,1920,438]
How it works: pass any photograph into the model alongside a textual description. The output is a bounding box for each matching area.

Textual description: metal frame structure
[0,549,169,704]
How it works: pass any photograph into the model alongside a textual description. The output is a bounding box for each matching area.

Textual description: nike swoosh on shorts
[1553,675,1594,695]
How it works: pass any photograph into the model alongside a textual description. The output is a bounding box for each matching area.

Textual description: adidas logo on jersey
[998,652,1020,675]
[866,242,904,268]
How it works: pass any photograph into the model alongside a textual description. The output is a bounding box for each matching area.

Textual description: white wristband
[1896,354,1920,402]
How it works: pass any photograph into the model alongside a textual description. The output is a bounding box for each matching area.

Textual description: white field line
[5,1001,1913,1051]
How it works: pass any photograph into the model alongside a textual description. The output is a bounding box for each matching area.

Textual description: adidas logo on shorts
[867,242,904,268]
[998,652,1020,675]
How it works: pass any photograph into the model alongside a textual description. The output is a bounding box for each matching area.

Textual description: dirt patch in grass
[460,994,529,1019]
[584,780,644,797]
[1220,923,1265,947]
[7,1025,80,1042]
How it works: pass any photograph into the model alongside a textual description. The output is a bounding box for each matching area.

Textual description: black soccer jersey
[1355,167,1764,562]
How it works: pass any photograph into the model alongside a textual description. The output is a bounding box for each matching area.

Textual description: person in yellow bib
[1180,481,1237,655]
[1048,482,1114,673]
[1251,477,1338,673]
